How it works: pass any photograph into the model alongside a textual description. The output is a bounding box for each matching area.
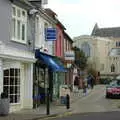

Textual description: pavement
[0,88,92,120]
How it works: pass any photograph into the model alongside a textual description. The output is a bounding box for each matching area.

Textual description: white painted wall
[3,61,33,112]
[0,41,35,112]
[0,42,35,62]
[0,58,3,94]
[35,15,54,55]
[22,63,33,109]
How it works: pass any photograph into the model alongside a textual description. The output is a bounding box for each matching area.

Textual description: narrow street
[52,111,120,120]
[51,85,120,120]
[72,85,120,113]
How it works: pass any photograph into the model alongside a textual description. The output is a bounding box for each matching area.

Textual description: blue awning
[35,50,67,72]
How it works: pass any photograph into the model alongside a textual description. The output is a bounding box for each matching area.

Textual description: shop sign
[59,85,70,97]
[64,51,75,60]
[67,63,72,68]
[45,28,57,41]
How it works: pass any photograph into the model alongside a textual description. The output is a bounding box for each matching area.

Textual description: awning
[35,49,67,72]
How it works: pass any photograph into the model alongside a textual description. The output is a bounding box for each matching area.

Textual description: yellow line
[41,112,73,120]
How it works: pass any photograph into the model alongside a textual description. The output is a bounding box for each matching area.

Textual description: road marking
[40,111,73,120]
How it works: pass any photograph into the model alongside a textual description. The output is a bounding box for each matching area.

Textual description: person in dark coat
[90,75,94,89]
[83,79,87,95]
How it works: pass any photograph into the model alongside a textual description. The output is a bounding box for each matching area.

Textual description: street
[72,85,120,113]
[47,85,120,120]
[51,111,120,120]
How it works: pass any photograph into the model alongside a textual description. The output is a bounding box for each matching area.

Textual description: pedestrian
[83,78,87,96]
[87,75,91,89]
[90,75,94,89]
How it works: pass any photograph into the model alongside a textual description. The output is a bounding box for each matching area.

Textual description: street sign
[45,28,57,41]
[64,51,75,60]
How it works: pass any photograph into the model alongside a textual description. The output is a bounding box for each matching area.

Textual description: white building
[0,0,37,112]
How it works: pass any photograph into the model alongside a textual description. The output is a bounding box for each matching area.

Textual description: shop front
[33,50,66,107]
[0,58,35,112]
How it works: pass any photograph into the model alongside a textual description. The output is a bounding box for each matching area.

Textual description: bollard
[66,94,70,109]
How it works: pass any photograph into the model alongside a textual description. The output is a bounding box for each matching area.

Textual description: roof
[64,31,73,43]
[44,8,57,18]
[91,23,120,38]
[44,8,66,30]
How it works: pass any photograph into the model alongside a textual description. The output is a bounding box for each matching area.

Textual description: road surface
[52,85,120,120]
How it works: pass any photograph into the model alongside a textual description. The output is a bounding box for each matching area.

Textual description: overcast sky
[45,0,120,38]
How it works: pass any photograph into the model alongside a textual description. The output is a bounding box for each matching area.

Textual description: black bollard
[66,94,70,109]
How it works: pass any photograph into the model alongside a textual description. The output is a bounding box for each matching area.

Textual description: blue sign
[45,28,57,41]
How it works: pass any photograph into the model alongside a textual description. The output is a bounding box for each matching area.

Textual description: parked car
[100,78,112,84]
[106,79,120,98]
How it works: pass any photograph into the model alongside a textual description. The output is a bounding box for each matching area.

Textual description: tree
[73,46,88,70]
[87,67,97,78]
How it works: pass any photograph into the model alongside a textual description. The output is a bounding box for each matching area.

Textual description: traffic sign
[45,28,57,41]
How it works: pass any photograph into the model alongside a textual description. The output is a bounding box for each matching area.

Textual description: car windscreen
[109,80,120,87]
[117,80,120,86]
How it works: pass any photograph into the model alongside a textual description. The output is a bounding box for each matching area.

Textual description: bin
[0,92,10,116]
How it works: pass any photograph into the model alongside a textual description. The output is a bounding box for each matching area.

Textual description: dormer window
[12,5,27,44]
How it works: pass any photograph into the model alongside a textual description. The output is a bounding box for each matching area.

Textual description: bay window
[3,68,20,103]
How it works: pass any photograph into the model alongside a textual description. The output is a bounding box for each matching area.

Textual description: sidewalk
[70,88,92,103]
[0,88,92,120]
[0,104,73,120]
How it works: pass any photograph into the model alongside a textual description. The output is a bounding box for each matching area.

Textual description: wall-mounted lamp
[29,8,38,15]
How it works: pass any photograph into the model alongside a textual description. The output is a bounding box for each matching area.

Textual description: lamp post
[46,87,50,115]
[44,68,50,115]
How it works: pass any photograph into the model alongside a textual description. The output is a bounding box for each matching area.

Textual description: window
[3,68,20,103]
[44,23,48,29]
[81,42,91,57]
[111,64,115,72]
[116,41,120,47]
[12,5,27,43]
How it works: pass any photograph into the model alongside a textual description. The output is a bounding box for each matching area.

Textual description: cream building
[73,24,120,79]
[73,35,120,79]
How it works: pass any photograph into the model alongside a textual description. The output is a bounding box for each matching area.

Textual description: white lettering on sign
[64,51,75,60]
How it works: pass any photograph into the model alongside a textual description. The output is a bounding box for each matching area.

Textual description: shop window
[3,68,20,103]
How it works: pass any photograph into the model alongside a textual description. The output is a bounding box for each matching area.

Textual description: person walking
[89,74,94,89]
[91,77,94,89]
[83,78,88,96]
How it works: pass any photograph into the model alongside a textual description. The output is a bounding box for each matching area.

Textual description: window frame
[11,5,27,44]
[111,64,115,72]
[81,42,91,57]
[3,68,20,104]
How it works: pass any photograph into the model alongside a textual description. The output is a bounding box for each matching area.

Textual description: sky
[45,0,120,38]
